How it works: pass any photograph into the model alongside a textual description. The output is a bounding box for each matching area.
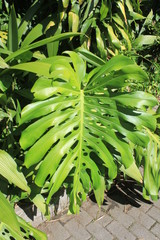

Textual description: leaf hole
[4,229,9,233]
[29,235,36,240]
[71,140,78,150]
[61,153,67,162]
[20,227,27,234]
[89,132,98,138]
[90,151,101,163]
[51,139,60,148]
[59,119,69,126]
[64,131,72,138]
[83,152,88,156]
[10,237,16,240]
[61,106,74,112]
[87,145,93,150]
[73,126,79,131]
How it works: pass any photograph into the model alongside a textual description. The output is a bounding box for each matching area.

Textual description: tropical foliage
[0,0,159,238]
[16,51,159,213]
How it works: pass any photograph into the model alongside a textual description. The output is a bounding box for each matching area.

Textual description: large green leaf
[0,192,21,236]
[19,52,157,212]
[0,192,47,239]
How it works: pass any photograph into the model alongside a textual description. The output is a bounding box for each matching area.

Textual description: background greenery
[0,0,160,239]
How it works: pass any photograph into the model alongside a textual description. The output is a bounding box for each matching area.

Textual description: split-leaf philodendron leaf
[17,52,158,213]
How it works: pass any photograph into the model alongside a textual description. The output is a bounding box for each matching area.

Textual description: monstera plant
[13,51,159,213]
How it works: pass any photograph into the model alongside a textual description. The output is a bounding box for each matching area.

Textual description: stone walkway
[37,183,160,240]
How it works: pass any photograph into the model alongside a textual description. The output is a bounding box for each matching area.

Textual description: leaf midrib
[79,89,84,163]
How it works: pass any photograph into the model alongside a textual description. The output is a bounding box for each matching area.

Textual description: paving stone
[151,223,160,237]
[82,202,103,220]
[64,218,91,240]
[101,199,121,212]
[128,207,155,229]
[152,197,160,209]
[59,213,75,225]
[147,206,160,223]
[109,206,134,228]
[74,208,93,226]
[107,220,136,240]
[38,221,70,240]
[129,223,158,240]
[36,191,160,240]
[95,214,113,227]
[86,221,114,240]
[139,202,153,213]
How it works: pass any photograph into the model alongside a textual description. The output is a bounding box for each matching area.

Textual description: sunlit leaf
[0,192,21,236]
[19,53,157,212]
[0,150,30,193]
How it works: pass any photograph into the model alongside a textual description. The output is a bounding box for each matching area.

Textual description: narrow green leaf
[7,5,18,52]
[95,26,107,59]
[104,23,121,49]
[5,32,81,62]
[116,26,131,50]
[100,0,109,21]
[68,11,79,33]
[18,0,43,42]
[0,150,30,193]
[21,16,52,47]
[129,11,145,20]
[76,47,105,66]
[133,35,157,47]
[47,23,62,57]
[117,1,127,24]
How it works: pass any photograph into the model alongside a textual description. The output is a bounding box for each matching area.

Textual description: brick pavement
[38,185,160,240]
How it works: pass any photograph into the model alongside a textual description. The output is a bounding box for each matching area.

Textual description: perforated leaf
[19,53,158,212]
